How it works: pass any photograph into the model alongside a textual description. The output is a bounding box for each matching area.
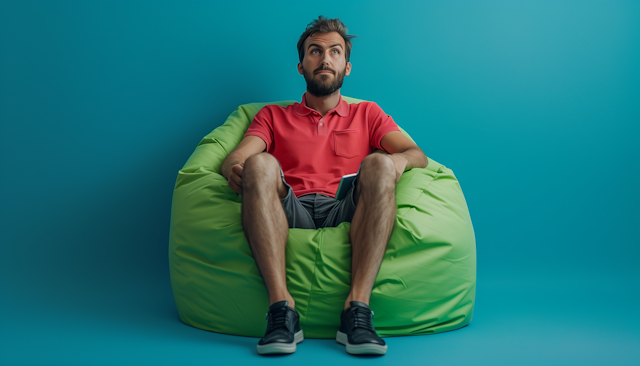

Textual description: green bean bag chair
[169,96,476,338]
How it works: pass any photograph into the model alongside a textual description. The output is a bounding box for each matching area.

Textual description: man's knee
[243,153,286,197]
[243,153,279,183]
[359,154,396,192]
[361,154,395,178]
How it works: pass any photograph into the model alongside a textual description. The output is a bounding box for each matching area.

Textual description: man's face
[298,31,352,98]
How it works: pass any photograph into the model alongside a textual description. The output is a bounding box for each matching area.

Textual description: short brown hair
[297,16,357,64]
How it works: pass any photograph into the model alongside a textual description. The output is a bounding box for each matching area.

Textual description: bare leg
[345,154,397,309]
[242,153,295,308]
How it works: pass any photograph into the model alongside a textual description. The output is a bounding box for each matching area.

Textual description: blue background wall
[1,0,638,365]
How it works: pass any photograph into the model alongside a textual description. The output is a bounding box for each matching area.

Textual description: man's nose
[320,51,332,67]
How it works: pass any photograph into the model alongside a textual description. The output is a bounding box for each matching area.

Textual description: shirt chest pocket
[333,129,360,159]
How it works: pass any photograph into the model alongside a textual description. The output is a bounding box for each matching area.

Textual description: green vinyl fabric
[169,96,476,338]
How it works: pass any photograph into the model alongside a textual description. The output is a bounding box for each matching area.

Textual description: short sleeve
[243,106,274,151]
[368,102,400,152]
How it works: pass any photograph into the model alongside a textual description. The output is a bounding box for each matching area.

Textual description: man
[221,16,428,355]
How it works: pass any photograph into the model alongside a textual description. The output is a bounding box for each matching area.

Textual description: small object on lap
[335,170,359,201]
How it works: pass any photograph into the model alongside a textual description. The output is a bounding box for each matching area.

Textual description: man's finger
[232,164,244,175]
[228,179,242,195]
[231,174,243,188]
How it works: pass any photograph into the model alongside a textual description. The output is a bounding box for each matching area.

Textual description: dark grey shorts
[279,167,360,229]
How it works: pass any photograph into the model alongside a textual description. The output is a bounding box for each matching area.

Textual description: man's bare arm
[390,146,428,169]
[221,135,267,194]
[221,135,266,179]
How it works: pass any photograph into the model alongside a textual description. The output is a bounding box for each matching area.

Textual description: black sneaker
[336,301,387,355]
[257,301,303,355]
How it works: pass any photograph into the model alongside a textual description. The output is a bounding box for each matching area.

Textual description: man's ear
[345,62,352,76]
[297,62,303,75]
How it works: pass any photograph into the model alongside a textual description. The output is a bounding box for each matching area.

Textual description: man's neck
[305,90,341,116]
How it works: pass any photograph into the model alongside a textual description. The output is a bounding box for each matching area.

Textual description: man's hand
[228,164,244,195]
[387,154,408,183]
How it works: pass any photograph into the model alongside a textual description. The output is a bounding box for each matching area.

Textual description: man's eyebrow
[308,43,344,50]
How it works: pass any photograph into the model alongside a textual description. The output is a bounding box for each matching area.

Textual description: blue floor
[2,272,638,365]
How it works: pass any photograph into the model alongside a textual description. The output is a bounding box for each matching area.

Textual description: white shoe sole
[336,331,388,355]
[257,330,304,355]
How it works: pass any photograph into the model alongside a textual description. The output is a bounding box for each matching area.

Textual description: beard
[302,65,346,98]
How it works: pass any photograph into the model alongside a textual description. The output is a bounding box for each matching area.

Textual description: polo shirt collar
[294,92,349,117]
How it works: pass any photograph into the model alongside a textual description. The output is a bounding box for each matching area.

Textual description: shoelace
[265,306,290,332]
[351,307,375,331]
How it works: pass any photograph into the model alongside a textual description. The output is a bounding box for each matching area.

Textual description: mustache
[315,67,334,74]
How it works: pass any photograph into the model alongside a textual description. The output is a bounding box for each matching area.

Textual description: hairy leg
[242,153,295,308]
[345,154,397,309]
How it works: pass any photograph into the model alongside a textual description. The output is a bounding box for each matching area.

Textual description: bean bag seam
[301,233,323,330]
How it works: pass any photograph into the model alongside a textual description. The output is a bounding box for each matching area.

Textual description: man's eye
[312,50,319,54]
[332,49,339,53]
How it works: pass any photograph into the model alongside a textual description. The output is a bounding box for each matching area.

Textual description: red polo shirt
[244,92,400,198]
